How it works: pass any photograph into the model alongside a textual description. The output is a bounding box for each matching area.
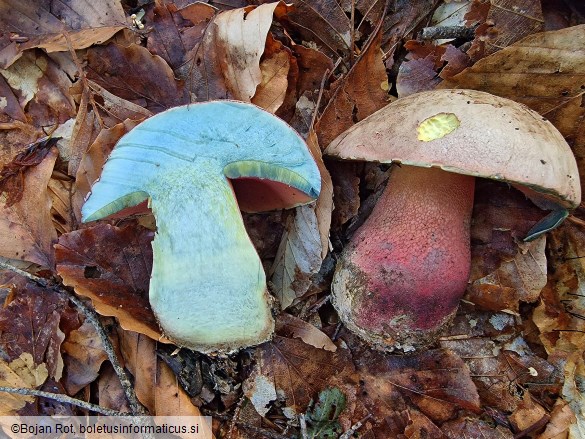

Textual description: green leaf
[305,387,346,439]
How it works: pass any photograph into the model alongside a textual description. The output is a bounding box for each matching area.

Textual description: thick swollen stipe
[332,165,475,351]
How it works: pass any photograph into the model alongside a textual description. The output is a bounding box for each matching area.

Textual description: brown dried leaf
[269,132,333,309]
[440,25,585,194]
[0,353,48,415]
[0,277,69,380]
[55,223,168,342]
[0,0,126,69]
[396,56,441,97]
[0,147,58,267]
[538,400,576,439]
[118,331,158,413]
[251,36,291,113]
[1,51,76,127]
[86,43,189,113]
[509,393,549,432]
[355,346,481,423]
[316,27,388,148]
[86,80,152,126]
[278,313,336,352]
[155,359,205,418]
[468,237,547,312]
[442,416,514,438]
[281,0,351,61]
[0,74,26,122]
[465,0,544,61]
[61,321,107,395]
[48,176,73,235]
[252,325,354,415]
[98,362,131,413]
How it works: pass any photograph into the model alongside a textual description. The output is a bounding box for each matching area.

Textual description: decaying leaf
[0,353,48,415]
[305,387,346,439]
[249,323,354,417]
[55,223,166,342]
[251,35,291,113]
[61,321,107,395]
[86,43,189,113]
[278,313,337,352]
[465,0,544,61]
[0,0,126,69]
[0,275,71,380]
[0,146,57,267]
[0,51,76,127]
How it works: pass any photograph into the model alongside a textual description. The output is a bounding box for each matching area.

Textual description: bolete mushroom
[325,89,580,352]
[82,101,321,353]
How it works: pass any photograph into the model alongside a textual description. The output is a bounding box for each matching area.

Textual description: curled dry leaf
[278,313,337,352]
[0,0,126,69]
[0,353,48,415]
[270,131,333,309]
[55,223,168,342]
[442,416,514,439]
[0,147,58,267]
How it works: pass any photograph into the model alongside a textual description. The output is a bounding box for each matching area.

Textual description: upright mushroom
[325,89,580,352]
[82,101,321,353]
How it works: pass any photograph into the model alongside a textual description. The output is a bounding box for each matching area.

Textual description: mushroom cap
[82,101,321,222]
[325,89,580,209]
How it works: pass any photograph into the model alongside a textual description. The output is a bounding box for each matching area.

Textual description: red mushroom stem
[333,165,475,350]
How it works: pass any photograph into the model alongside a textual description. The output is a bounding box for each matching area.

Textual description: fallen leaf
[316,27,388,149]
[0,147,58,267]
[251,325,354,416]
[468,237,547,312]
[251,35,291,113]
[465,0,544,61]
[397,56,441,97]
[0,276,70,379]
[243,373,277,417]
[0,353,48,415]
[270,131,332,309]
[0,51,76,127]
[61,320,107,395]
[355,345,481,423]
[55,223,166,342]
[538,400,576,439]
[442,416,514,438]
[86,43,189,113]
[0,0,127,69]
[278,313,337,352]
[98,362,131,413]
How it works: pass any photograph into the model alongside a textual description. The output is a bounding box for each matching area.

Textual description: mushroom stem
[333,165,475,351]
[147,159,273,352]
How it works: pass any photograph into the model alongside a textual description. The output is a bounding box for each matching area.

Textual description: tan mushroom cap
[325,89,581,209]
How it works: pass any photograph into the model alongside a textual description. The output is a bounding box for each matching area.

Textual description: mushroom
[82,101,321,353]
[325,89,580,352]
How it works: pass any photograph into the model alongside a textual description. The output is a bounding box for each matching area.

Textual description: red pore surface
[333,165,475,350]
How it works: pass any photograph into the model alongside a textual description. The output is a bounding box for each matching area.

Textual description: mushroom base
[332,165,475,352]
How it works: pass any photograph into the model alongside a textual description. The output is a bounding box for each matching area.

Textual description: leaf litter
[0,0,583,436]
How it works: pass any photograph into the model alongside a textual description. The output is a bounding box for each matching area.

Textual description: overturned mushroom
[82,102,321,353]
[325,89,580,352]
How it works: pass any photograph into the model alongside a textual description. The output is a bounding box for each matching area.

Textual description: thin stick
[0,386,127,416]
[0,261,147,416]
[339,414,371,439]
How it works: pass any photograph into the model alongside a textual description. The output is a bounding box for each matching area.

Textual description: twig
[299,413,308,439]
[420,25,475,41]
[339,413,371,439]
[0,261,147,416]
[205,411,291,439]
[0,386,128,416]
